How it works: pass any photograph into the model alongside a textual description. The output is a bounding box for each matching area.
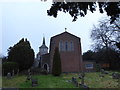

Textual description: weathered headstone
[112,73,120,79]
[99,74,104,77]
[79,84,89,89]
[31,78,38,87]
[101,69,104,74]
[26,69,32,82]
[81,72,85,84]
[17,69,19,75]
[72,77,75,82]
[7,72,11,79]
[78,74,82,79]
[71,77,78,87]
[101,69,109,74]
[12,70,15,76]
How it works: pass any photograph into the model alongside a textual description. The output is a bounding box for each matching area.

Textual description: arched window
[70,41,74,51]
[65,41,68,51]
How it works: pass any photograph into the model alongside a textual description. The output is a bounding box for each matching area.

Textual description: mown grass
[2,72,120,88]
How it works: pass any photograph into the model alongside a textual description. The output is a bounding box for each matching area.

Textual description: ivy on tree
[8,38,35,71]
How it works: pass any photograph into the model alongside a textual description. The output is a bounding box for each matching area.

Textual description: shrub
[52,47,61,76]
[2,62,18,76]
[8,38,34,71]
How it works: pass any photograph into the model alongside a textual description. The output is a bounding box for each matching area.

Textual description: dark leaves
[47,2,120,23]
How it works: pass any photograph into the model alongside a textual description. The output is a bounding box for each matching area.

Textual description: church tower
[35,37,48,68]
[39,37,48,55]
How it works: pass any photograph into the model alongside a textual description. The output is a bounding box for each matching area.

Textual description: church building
[36,31,83,73]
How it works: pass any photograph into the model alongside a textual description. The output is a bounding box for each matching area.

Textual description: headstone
[99,74,104,77]
[31,78,38,87]
[81,72,85,84]
[72,77,75,82]
[26,69,32,82]
[17,69,19,75]
[7,72,11,79]
[101,69,109,74]
[71,77,78,87]
[79,84,89,89]
[101,69,104,74]
[112,73,120,79]
[78,74,82,79]
[12,70,15,76]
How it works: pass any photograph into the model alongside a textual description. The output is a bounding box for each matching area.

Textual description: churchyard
[2,71,120,88]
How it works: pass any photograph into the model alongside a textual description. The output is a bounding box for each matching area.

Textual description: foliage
[82,50,95,61]
[83,48,120,70]
[2,62,18,76]
[47,1,120,23]
[90,18,120,70]
[91,18,120,51]
[95,64,101,72]
[8,38,35,71]
[2,56,8,64]
[52,47,61,76]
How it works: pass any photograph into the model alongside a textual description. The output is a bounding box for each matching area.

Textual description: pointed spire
[43,37,45,45]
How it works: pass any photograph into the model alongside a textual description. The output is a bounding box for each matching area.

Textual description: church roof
[39,37,48,49]
[39,44,48,49]
[51,31,80,39]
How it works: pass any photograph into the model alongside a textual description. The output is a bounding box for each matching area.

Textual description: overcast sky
[0,0,108,57]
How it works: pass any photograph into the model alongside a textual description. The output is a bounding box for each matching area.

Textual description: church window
[70,41,74,51]
[65,41,68,51]
[85,64,93,69]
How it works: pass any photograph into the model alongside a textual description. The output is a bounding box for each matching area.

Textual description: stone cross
[65,28,67,32]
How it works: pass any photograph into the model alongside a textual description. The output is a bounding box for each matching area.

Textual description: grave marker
[7,72,11,79]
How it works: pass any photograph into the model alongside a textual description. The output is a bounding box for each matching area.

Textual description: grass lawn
[2,72,120,88]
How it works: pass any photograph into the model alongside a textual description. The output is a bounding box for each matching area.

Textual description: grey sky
[1,0,107,56]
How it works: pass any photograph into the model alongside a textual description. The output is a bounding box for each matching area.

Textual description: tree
[47,1,120,23]
[91,18,120,51]
[82,50,95,61]
[52,47,61,76]
[90,18,120,70]
[8,38,34,71]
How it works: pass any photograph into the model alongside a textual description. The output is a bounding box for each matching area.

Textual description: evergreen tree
[52,47,61,76]
[8,38,34,71]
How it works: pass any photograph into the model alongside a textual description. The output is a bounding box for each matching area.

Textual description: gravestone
[12,70,15,76]
[71,77,78,87]
[26,69,32,82]
[101,69,109,74]
[99,74,104,77]
[112,73,120,79]
[26,75,32,81]
[7,72,11,79]
[81,72,85,84]
[17,69,19,75]
[79,84,89,89]
[31,78,38,87]
[78,74,82,79]
[101,69,104,74]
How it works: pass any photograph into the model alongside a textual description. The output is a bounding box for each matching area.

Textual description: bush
[52,47,61,76]
[95,64,101,72]
[2,62,18,76]
[41,69,48,75]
